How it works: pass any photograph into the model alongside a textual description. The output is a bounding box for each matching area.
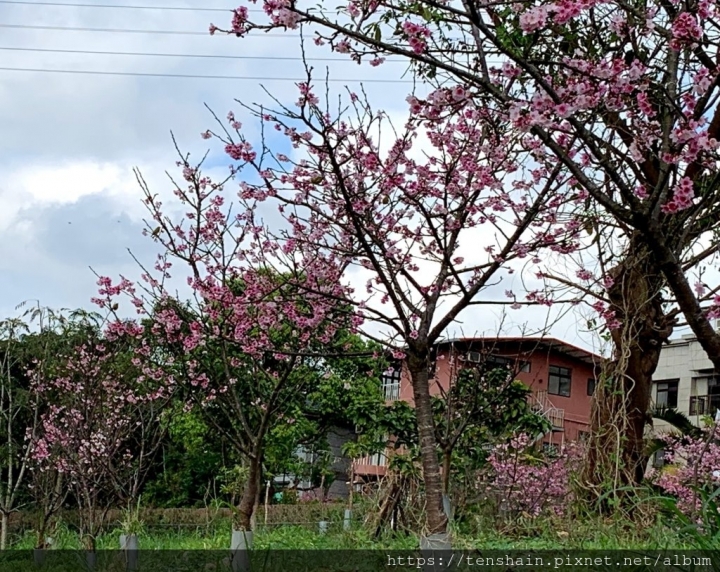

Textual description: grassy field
[6,513,691,551]
[0,513,702,572]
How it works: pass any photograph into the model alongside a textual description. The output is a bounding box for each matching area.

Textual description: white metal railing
[383,382,400,401]
[355,450,389,467]
[530,390,565,429]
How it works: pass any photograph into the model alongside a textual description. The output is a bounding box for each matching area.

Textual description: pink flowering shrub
[29,332,168,549]
[649,426,720,517]
[482,434,582,518]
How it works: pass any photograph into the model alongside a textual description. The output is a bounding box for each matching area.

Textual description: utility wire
[0,45,411,63]
[0,23,468,44]
[0,46,503,66]
[0,65,415,82]
[0,0,236,9]
[0,23,276,35]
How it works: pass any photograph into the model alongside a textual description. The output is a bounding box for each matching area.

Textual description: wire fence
[7,504,369,535]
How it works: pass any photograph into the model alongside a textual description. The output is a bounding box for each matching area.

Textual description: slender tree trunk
[0,512,7,550]
[236,456,262,531]
[582,244,673,500]
[407,352,447,535]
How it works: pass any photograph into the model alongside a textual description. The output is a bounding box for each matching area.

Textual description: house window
[488,355,530,373]
[381,365,401,401]
[691,376,720,416]
[467,352,530,373]
[587,377,596,396]
[690,396,706,416]
[548,366,571,397]
[655,380,679,408]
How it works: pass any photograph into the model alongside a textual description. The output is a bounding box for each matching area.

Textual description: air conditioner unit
[466,351,482,363]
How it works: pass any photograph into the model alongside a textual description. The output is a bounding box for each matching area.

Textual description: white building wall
[652,334,716,432]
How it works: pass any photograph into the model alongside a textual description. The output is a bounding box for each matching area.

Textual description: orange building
[354,337,603,478]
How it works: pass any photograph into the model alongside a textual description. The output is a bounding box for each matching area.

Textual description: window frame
[655,379,679,408]
[548,365,572,397]
[381,365,401,400]
[587,377,596,397]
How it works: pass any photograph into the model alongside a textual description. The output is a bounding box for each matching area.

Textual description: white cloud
[0,0,610,353]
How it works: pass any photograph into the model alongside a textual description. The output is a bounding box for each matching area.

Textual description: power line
[0,23,470,46]
[0,65,415,82]
[0,0,236,10]
[0,45,410,63]
[0,23,270,35]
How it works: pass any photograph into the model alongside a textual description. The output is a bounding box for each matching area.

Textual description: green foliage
[438,367,551,472]
[651,407,703,439]
[657,487,720,555]
[119,498,145,536]
[143,406,228,508]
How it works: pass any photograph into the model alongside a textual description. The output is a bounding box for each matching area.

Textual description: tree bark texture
[236,456,262,531]
[582,243,673,499]
[407,352,447,535]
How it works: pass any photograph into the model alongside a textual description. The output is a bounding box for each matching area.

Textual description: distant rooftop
[436,336,604,366]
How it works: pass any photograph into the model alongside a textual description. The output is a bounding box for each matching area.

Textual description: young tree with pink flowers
[30,326,168,551]
[211,0,720,495]
[92,154,361,533]
[185,80,580,538]
[1,305,108,551]
[484,433,582,520]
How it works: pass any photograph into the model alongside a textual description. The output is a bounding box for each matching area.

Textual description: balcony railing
[530,390,565,429]
[355,451,388,467]
[382,382,400,401]
[689,394,720,416]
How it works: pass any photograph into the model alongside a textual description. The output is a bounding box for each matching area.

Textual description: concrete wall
[653,334,718,433]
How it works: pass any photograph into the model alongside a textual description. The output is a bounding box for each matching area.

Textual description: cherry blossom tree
[92,153,357,532]
[185,79,578,536]
[212,0,720,493]
[0,305,105,550]
[31,327,167,551]
[650,423,720,518]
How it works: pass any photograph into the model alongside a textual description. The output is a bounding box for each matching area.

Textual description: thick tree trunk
[582,244,673,500]
[407,352,447,535]
[236,456,262,531]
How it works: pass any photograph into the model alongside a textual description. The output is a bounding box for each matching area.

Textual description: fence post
[264,481,270,526]
[230,529,253,572]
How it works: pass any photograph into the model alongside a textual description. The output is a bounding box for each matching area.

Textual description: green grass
[0,516,699,572]
[6,513,689,551]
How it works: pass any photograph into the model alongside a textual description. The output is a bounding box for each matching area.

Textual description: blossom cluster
[401,20,430,54]
[29,339,162,491]
[482,434,581,517]
[649,426,720,517]
[661,177,696,214]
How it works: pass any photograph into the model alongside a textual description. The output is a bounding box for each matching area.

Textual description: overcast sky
[0,0,647,356]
